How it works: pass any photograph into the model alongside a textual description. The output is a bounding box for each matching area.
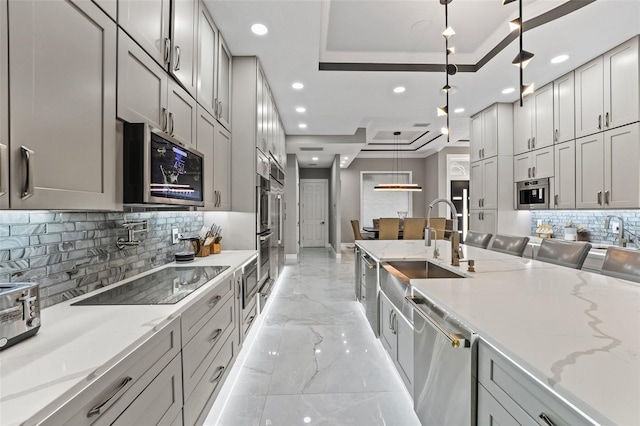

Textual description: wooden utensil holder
[195,240,211,257]
[211,242,221,254]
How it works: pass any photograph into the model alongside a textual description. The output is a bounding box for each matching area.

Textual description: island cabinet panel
[477,384,525,426]
[40,318,181,426]
[477,339,593,426]
[181,273,234,344]
[378,290,413,397]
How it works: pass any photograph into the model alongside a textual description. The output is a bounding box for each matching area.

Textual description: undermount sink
[383,261,464,282]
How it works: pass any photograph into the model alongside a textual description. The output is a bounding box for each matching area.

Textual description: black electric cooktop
[71,266,230,306]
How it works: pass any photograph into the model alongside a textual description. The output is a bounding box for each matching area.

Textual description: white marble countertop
[356,239,640,425]
[0,250,257,426]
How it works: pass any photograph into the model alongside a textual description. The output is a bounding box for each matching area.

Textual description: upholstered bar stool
[378,218,400,240]
[402,218,426,240]
[535,239,592,269]
[600,246,640,283]
[489,234,530,257]
[463,230,493,249]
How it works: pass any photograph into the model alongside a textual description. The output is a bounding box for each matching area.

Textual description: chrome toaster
[0,283,41,350]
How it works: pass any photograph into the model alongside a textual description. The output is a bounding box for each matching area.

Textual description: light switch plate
[172,228,180,244]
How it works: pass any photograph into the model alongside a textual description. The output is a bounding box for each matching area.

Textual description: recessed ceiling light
[454,107,465,113]
[251,23,268,36]
[298,123,307,129]
[393,86,406,94]
[502,87,515,94]
[292,82,304,90]
[295,107,306,113]
[343,156,349,160]
[550,54,569,64]
[312,157,318,161]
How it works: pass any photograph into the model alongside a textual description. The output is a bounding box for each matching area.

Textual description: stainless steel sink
[383,261,464,281]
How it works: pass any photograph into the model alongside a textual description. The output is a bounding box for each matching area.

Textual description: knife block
[211,242,221,254]
[195,240,211,257]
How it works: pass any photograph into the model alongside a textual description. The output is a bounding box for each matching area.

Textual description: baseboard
[285,253,299,264]
[328,245,341,258]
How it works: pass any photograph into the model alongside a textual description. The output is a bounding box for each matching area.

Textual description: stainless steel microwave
[516,178,549,210]
[123,123,204,207]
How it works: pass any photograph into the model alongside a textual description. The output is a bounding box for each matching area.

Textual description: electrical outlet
[172,228,180,244]
[612,223,620,233]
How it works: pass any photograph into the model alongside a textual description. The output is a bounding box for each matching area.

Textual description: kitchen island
[0,250,257,426]
[356,239,640,425]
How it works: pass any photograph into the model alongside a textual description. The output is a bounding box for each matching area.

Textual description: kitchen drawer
[182,293,236,399]
[242,297,258,339]
[183,334,237,426]
[40,318,181,426]
[112,353,183,426]
[477,340,593,426]
[181,274,234,345]
[477,383,527,426]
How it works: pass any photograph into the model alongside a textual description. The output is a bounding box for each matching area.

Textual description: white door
[213,126,231,210]
[553,71,576,143]
[575,133,604,209]
[470,162,483,209]
[196,5,218,117]
[482,105,498,158]
[470,114,482,162]
[533,83,554,149]
[605,123,640,208]
[196,105,216,210]
[604,36,639,131]
[119,0,170,68]
[482,158,498,210]
[216,36,232,130]
[513,153,532,182]
[168,80,197,146]
[532,146,554,179]
[301,180,327,247]
[170,0,198,98]
[575,56,604,138]
[513,96,532,155]
[554,141,576,209]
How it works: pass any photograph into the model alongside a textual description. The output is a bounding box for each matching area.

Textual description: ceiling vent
[308,163,318,166]
[413,123,430,127]
[300,147,324,151]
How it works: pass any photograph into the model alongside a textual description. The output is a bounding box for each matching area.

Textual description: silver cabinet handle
[554,129,558,142]
[527,138,531,150]
[210,366,225,383]
[214,97,218,117]
[87,376,133,417]
[163,38,171,65]
[528,167,531,178]
[605,112,610,128]
[598,114,602,130]
[21,146,35,200]
[174,45,181,71]
[391,311,397,335]
[605,190,610,205]
[218,101,223,119]
[554,194,559,206]
[0,144,7,197]
[532,166,536,177]
[539,413,556,426]
[208,328,223,343]
[388,309,394,331]
[217,191,222,207]
[482,148,485,158]
[162,107,168,132]
[597,191,602,205]
[532,136,535,148]
[208,295,222,308]
[169,112,174,136]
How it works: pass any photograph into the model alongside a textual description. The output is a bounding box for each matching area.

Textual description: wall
[532,210,640,246]
[329,155,341,255]
[0,211,203,309]
[203,211,256,250]
[299,168,331,180]
[284,154,299,261]
[340,157,427,243]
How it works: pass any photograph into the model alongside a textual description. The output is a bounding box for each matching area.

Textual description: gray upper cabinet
[553,71,575,144]
[170,0,199,98]
[119,0,171,68]
[197,105,231,211]
[0,0,8,209]
[513,83,553,155]
[8,0,118,210]
[216,35,232,130]
[168,80,198,146]
[92,0,117,20]
[197,3,218,118]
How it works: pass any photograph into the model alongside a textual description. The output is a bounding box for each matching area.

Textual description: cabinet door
[216,36,232,130]
[604,36,639,130]
[118,30,169,131]
[575,133,604,208]
[470,114,483,162]
[554,141,576,209]
[482,210,497,235]
[119,0,170,68]
[257,67,265,150]
[532,146,553,179]
[470,162,483,209]
[168,80,197,146]
[197,4,218,117]
[513,153,532,182]
[477,384,522,426]
[513,97,532,155]
[9,0,118,210]
[261,78,270,153]
[0,0,7,209]
[553,71,575,144]
[604,123,640,208]
[533,83,554,150]
[395,311,414,396]
[213,126,232,210]
[482,158,498,210]
[575,56,604,138]
[482,104,498,158]
[379,295,396,356]
[170,0,198,97]
[196,106,216,210]
[93,0,117,20]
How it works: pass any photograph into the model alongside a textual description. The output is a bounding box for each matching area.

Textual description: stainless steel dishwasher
[406,294,474,426]
[361,252,379,336]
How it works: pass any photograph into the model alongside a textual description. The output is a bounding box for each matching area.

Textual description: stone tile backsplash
[0,211,203,309]
[531,210,640,246]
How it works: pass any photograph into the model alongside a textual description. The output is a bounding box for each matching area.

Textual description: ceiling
[204,0,640,168]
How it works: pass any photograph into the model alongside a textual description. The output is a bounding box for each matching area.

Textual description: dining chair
[378,218,400,240]
[535,239,592,269]
[489,234,530,257]
[351,220,365,241]
[600,246,640,283]
[402,218,426,240]
[372,218,380,229]
[429,218,453,240]
[463,230,493,249]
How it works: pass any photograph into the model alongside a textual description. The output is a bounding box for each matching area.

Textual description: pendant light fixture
[437,0,456,142]
[505,0,535,106]
[374,132,422,192]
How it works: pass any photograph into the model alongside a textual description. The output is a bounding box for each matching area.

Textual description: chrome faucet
[604,215,627,247]
[426,198,462,266]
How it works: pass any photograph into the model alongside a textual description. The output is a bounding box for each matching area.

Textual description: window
[360,171,413,227]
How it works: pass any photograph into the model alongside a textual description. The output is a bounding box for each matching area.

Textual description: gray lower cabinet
[477,339,593,426]
[379,291,414,397]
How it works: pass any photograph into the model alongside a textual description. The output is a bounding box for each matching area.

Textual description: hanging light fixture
[505,0,535,106]
[437,0,455,141]
[374,132,422,192]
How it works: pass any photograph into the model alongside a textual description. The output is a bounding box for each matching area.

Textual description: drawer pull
[210,366,225,383]
[246,315,255,326]
[208,295,222,308]
[208,328,223,343]
[87,376,133,417]
[539,413,556,426]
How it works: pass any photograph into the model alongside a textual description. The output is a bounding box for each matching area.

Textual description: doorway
[300,179,328,247]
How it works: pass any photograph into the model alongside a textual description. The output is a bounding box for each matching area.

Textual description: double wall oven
[256,174,271,288]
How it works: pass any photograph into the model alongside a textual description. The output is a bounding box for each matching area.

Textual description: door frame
[300,178,329,248]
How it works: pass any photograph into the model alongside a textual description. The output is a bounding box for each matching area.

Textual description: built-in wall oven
[241,257,259,309]
[516,178,549,210]
[257,175,270,234]
[257,231,272,287]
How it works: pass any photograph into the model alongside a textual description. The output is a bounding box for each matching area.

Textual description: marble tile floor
[204,248,420,426]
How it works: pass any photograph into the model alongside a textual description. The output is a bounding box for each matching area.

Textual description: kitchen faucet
[426,198,462,266]
[604,215,627,247]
